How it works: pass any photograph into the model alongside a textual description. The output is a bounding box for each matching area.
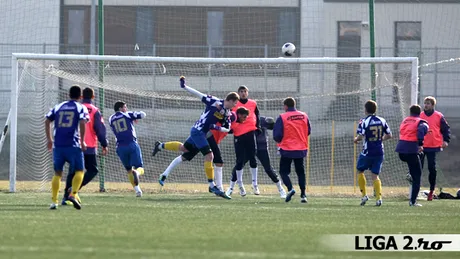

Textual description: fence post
[263,45,268,112]
[208,45,212,92]
[434,47,438,98]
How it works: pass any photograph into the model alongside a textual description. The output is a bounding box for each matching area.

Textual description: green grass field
[1,190,460,259]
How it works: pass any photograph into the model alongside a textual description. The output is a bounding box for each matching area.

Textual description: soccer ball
[282,42,296,56]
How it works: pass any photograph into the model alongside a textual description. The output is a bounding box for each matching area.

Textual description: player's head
[238,85,249,99]
[83,87,95,100]
[224,92,240,109]
[69,85,82,100]
[264,117,275,130]
[423,96,436,111]
[283,97,296,111]
[236,107,249,123]
[364,100,377,115]
[114,101,127,112]
[409,104,422,116]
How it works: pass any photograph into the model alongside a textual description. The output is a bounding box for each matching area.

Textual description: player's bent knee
[200,146,212,156]
[135,167,145,175]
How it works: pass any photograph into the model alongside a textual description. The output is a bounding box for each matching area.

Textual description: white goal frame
[8,53,419,192]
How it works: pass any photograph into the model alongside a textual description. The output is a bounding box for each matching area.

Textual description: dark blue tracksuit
[395,114,429,204]
[231,116,280,183]
[273,108,311,197]
[420,109,450,191]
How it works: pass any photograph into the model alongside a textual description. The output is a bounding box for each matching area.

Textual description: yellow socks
[128,172,136,187]
[358,173,367,197]
[164,141,182,151]
[374,179,382,200]
[51,175,61,204]
[71,171,84,195]
[204,161,214,182]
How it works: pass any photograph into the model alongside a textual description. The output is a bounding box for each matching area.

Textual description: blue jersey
[193,95,232,134]
[357,115,391,156]
[45,100,89,148]
[109,111,144,146]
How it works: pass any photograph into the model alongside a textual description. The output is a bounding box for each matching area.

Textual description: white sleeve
[184,86,206,99]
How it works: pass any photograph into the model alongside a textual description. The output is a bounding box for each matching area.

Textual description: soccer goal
[8,53,418,196]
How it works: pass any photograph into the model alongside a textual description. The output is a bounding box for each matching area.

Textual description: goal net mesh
[13,57,415,196]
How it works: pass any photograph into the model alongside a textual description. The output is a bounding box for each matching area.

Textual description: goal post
[9,53,419,196]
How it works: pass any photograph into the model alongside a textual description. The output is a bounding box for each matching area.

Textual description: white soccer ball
[282,42,296,56]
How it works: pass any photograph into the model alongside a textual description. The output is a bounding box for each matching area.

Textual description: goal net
[9,54,418,196]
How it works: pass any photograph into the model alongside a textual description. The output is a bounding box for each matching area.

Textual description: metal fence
[1,43,459,118]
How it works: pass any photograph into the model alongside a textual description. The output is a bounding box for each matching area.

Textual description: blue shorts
[53,147,84,172]
[356,154,384,174]
[185,128,210,150]
[116,142,143,171]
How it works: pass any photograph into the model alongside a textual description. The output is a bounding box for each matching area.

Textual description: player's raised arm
[180,76,208,100]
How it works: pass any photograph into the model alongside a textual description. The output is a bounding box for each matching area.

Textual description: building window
[207,11,224,57]
[135,7,154,56]
[395,22,421,57]
[67,9,86,54]
[337,21,361,93]
[394,22,421,103]
[278,11,297,48]
[330,21,362,120]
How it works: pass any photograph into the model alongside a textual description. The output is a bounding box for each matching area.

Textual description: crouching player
[109,101,146,197]
[354,100,392,206]
[226,116,287,198]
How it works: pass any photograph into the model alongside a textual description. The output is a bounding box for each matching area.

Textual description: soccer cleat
[158,175,167,186]
[75,193,81,204]
[376,199,382,207]
[427,191,434,201]
[239,186,247,197]
[208,187,213,193]
[136,190,143,197]
[300,195,308,203]
[67,195,82,210]
[225,188,233,197]
[49,203,58,210]
[152,141,162,156]
[285,189,295,202]
[279,188,287,199]
[410,202,422,207]
[252,185,260,195]
[210,186,231,200]
[360,195,369,206]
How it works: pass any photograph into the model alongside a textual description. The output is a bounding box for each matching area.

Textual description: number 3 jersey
[45,100,89,148]
[357,115,391,156]
[109,111,144,146]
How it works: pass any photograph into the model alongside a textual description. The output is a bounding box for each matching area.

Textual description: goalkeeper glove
[180,76,186,88]
[210,124,230,133]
